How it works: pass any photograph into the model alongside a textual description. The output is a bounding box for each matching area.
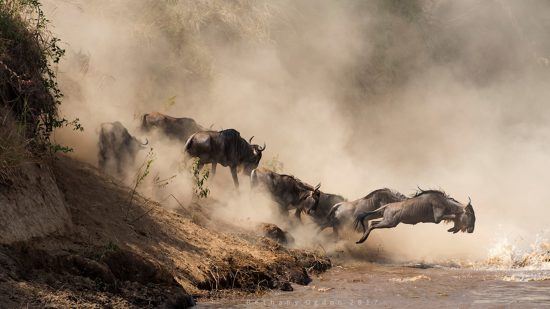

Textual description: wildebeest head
[454,197,476,233]
[241,136,266,175]
[141,112,162,131]
[304,183,322,214]
[464,198,476,233]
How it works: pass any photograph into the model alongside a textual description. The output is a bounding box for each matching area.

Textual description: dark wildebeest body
[141,112,206,143]
[250,168,321,221]
[184,129,265,188]
[354,190,476,244]
[309,192,346,232]
[98,121,148,179]
[321,188,406,238]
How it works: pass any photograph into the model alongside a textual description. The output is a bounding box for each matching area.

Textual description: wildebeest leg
[294,208,302,222]
[98,152,107,172]
[359,213,380,233]
[277,204,289,217]
[211,162,217,177]
[447,218,460,233]
[447,226,459,233]
[115,153,125,179]
[333,225,340,241]
[230,166,239,188]
[356,219,399,244]
[317,221,331,232]
[433,206,456,223]
[356,220,382,244]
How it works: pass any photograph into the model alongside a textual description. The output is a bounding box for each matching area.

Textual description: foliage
[190,158,210,200]
[92,240,120,261]
[0,107,32,183]
[262,154,284,173]
[125,148,154,220]
[0,0,81,155]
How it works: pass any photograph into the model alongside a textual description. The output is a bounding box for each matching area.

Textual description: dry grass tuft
[0,107,32,184]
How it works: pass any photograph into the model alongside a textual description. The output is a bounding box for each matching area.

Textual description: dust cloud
[44,0,550,263]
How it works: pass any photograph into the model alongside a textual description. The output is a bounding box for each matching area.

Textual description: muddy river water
[200,262,550,308]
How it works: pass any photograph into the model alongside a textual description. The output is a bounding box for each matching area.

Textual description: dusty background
[44,0,550,263]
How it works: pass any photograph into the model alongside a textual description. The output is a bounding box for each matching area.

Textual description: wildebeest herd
[98,113,476,244]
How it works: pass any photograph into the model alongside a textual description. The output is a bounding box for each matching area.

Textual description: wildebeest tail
[183,134,195,153]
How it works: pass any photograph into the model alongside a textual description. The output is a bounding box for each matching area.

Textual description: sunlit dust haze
[44,0,550,264]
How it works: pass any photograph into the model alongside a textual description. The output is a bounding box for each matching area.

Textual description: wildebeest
[354,190,476,244]
[308,192,346,231]
[250,168,321,221]
[184,129,265,188]
[98,121,148,179]
[141,112,207,143]
[321,188,407,238]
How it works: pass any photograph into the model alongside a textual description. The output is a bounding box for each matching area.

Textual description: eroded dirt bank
[0,156,330,308]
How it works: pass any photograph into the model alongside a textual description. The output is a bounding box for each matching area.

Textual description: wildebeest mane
[219,129,252,162]
[357,188,407,215]
[280,173,315,191]
[413,189,446,197]
[364,188,407,200]
[413,188,459,204]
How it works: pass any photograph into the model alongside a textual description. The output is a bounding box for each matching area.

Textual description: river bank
[201,261,550,307]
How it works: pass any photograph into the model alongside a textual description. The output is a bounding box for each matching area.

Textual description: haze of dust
[43,0,550,265]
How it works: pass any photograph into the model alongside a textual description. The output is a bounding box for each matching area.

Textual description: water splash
[472,232,550,282]
[481,235,550,270]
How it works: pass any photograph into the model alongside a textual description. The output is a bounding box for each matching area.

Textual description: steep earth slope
[0,156,329,307]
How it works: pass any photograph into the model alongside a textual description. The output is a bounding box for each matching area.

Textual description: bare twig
[129,205,156,224]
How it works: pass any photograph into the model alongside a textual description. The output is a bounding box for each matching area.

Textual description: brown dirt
[0,156,330,308]
[258,223,295,245]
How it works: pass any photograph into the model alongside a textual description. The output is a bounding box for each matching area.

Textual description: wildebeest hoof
[447,227,459,233]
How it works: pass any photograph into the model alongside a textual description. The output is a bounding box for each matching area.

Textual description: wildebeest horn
[141,138,149,146]
[209,124,214,130]
[314,183,321,190]
[259,143,266,151]
[468,196,471,205]
[249,136,254,143]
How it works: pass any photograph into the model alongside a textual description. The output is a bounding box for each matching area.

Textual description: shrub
[0,0,80,153]
[190,158,210,200]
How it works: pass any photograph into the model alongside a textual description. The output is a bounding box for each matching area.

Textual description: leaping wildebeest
[354,189,476,244]
[98,121,148,179]
[250,168,321,221]
[141,112,208,143]
[184,129,265,188]
[321,188,407,238]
